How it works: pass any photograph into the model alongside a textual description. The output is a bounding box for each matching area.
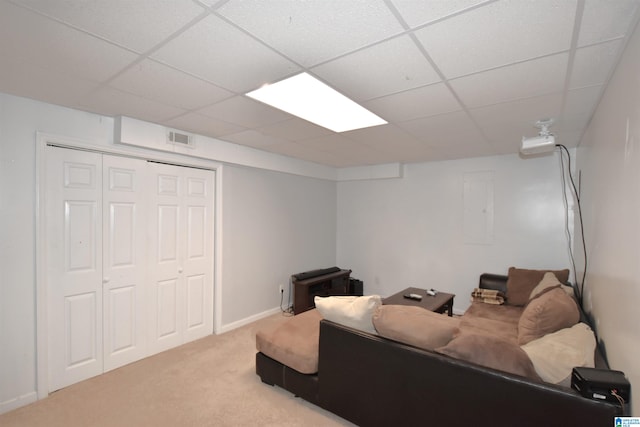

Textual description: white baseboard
[0,391,38,415]
[215,306,282,334]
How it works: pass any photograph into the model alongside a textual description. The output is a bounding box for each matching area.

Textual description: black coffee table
[383,287,455,316]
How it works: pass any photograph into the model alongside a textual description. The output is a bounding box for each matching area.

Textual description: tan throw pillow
[521,322,596,386]
[314,295,381,334]
[529,271,575,300]
[436,332,541,381]
[506,267,570,306]
[372,305,460,350]
[518,287,580,345]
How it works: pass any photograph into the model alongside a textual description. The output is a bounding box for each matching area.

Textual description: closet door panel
[148,164,185,354]
[182,170,214,342]
[102,155,148,372]
[186,274,205,331]
[148,163,214,351]
[156,278,179,338]
[47,147,103,392]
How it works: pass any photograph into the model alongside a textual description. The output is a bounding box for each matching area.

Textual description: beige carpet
[0,313,354,427]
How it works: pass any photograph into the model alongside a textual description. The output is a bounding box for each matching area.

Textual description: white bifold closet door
[147,161,214,355]
[47,147,106,391]
[46,147,214,392]
[101,154,149,372]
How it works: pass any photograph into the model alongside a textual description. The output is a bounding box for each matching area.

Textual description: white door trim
[35,132,223,399]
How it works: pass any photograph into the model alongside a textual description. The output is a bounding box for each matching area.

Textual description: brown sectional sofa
[255,272,622,426]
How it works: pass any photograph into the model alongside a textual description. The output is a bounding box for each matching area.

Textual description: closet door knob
[178,267,183,274]
[103,277,110,283]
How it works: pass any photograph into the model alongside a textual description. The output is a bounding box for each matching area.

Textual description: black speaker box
[349,278,363,296]
[571,367,630,405]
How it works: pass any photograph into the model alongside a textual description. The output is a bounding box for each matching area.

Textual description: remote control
[403,293,423,301]
[426,289,437,296]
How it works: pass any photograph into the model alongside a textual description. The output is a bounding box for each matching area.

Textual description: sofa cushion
[521,322,596,386]
[372,305,460,350]
[459,302,522,343]
[505,267,570,306]
[314,295,381,334]
[436,332,541,381]
[458,316,519,343]
[255,308,322,374]
[463,301,524,324]
[518,287,580,345]
[529,271,575,300]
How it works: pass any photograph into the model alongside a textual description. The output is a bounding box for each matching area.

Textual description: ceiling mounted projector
[521,119,556,155]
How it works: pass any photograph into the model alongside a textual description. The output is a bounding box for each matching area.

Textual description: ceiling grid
[1,0,639,167]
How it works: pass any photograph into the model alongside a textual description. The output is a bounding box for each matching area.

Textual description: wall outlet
[279,284,284,294]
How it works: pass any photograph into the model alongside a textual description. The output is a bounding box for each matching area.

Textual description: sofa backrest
[479,272,610,370]
[318,319,621,426]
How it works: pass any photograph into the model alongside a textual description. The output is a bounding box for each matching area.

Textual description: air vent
[167,130,194,148]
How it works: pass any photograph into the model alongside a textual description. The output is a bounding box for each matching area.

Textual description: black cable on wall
[557,144,588,306]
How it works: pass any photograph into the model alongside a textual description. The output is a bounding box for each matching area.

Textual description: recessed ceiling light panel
[246,72,387,133]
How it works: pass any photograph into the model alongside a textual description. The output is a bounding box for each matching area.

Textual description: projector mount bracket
[534,118,554,137]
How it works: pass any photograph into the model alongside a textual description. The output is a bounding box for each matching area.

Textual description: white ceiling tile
[450,53,569,108]
[258,119,332,142]
[364,83,461,122]
[217,0,404,67]
[163,112,246,137]
[11,0,206,53]
[468,93,564,151]
[414,0,577,78]
[78,87,186,122]
[559,86,604,132]
[345,149,407,166]
[222,130,290,148]
[324,144,389,166]
[196,96,292,128]
[266,140,369,168]
[1,0,639,167]
[312,35,441,101]
[397,111,488,148]
[280,146,360,167]
[390,0,491,28]
[0,57,99,107]
[298,133,365,152]
[431,141,496,161]
[151,14,300,93]
[0,2,137,83]
[569,40,623,89]
[342,125,437,163]
[342,123,421,146]
[110,59,234,110]
[578,0,640,47]
[265,141,334,164]
[321,157,364,168]
[370,141,437,164]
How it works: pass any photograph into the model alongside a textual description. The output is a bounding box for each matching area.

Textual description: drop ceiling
[1,0,638,167]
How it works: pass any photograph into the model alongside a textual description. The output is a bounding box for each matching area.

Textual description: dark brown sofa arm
[317,320,620,427]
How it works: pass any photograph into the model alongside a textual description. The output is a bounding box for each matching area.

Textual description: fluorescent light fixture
[246,72,387,133]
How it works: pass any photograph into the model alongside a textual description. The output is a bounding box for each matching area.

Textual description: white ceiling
[1,0,639,167]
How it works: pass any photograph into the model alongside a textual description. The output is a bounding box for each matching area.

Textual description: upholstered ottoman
[255,309,322,403]
[256,308,322,375]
